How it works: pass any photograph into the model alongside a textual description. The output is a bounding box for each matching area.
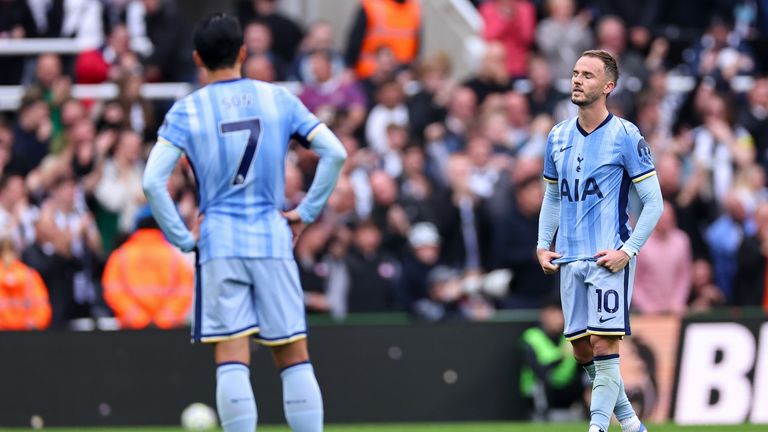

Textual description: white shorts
[192,257,307,346]
[559,257,636,341]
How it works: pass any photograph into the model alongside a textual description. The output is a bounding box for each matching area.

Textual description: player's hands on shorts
[282,210,305,247]
[594,249,630,272]
[537,248,562,275]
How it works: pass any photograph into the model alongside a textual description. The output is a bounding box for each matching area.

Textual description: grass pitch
[1,423,766,431]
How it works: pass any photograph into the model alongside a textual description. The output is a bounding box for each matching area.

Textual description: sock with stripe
[590,354,622,432]
[582,360,642,432]
[216,362,257,432]
[281,362,323,432]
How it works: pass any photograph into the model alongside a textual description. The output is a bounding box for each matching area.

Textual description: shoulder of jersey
[550,118,572,135]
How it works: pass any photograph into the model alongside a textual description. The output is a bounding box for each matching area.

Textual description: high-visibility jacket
[0,259,52,330]
[103,229,193,329]
[355,0,421,79]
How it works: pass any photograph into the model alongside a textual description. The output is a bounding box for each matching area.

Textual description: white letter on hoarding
[750,322,768,423]
[674,323,755,424]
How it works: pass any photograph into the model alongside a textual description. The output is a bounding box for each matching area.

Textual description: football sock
[281,362,323,432]
[590,355,622,432]
[216,362,257,432]
[582,360,641,430]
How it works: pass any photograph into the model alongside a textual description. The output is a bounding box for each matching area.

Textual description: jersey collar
[576,113,613,137]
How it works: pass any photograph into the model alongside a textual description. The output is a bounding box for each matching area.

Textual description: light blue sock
[281,362,323,432]
[216,362,257,432]
[582,361,641,431]
[590,355,622,431]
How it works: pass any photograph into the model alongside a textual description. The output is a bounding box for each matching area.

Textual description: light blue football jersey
[543,114,656,263]
[158,78,321,262]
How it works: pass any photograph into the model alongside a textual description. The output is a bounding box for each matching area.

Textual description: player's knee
[591,335,620,357]
[215,337,251,364]
[571,338,593,363]
[271,340,310,370]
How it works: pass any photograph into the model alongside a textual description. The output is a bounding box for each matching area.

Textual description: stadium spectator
[408,52,454,144]
[633,203,693,314]
[520,297,584,421]
[116,72,156,142]
[23,172,102,327]
[526,55,568,117]
[706,192,748,301]
[344,220,400,313]
[0,174,28,251]
[102,212,193,329]
[737,76,768,173]
[734,201,768,309]
[0,0,34,85]
[345,0,421,80]
[295,222,332,314]
[688,17,755,83]
[243,20,287,80]
[365,79,409,155]
[9,94,51,176]
[687,259,725,311]
[237,0,304,65]
[424,86,477,176]
[693,91,755,206]
[433,154,490,272]
[535,0,593,81]
[94,130,146,240]
[595,15,648,98]
[291,19,345,83]
[242,53,277,82]
[463,42,513,104]
[479,0,536,78]
[398,222,441,312]
[0,236,51,330]
[298,49,367,135]
[125,0,193,82]
[24,0,104,49]
[488,163,557,309]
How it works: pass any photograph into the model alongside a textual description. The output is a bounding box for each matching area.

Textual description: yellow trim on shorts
[587,330,626,337]
[253,333,307,347]
[632,170,656,183]
[199,326,261,344]
[565,331,590,342]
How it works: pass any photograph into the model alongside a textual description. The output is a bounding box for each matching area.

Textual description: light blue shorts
[192,257,307,346]
[559,257,636,341]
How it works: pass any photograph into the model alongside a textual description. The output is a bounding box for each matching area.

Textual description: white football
[181,402,218,431]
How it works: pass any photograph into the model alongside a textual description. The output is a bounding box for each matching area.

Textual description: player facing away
[536,50,663,432]
[143,13,347,432]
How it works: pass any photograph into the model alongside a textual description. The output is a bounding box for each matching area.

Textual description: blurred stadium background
[0,0,767,429]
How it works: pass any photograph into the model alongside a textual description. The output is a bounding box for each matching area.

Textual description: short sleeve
[621,123,656,183]
[283,87,322,147]
[157,99,191,151]
[543,129,558,184]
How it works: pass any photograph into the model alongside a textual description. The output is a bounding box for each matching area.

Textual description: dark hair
[193,13,243,71]
[581,49,619,85]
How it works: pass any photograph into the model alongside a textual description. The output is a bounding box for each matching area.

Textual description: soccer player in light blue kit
[142,14,346,432]
[536,50,663,432]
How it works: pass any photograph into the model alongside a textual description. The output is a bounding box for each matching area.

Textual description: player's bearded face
[571,57,610,107]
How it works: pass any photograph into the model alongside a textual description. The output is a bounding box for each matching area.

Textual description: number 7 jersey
[542,114,656,263]
[158,78,321,262]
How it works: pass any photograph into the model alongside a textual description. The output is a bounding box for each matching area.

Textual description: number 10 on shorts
[596,288,619,313]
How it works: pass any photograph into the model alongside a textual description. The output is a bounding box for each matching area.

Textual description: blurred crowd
[1,0,768,330]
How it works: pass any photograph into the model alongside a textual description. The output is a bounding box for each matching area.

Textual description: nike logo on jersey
[598,316,612,323]
[559,145,573,152]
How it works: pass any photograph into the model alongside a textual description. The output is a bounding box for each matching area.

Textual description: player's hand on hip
[282,210,305,248]
[537,248,562,275]
[594,249,630,272]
